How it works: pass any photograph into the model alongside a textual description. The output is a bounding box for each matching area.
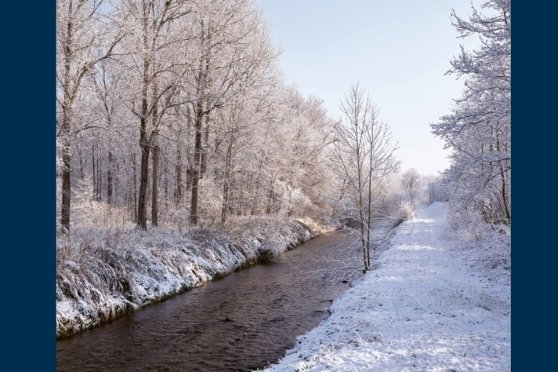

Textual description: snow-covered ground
[266,202,510,371]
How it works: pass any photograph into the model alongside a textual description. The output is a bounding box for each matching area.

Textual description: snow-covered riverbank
[56,217,331,338]
[266,202,511,371]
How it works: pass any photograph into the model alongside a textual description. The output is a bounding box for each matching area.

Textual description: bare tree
[401,168,421,208]
[332,84,399,271]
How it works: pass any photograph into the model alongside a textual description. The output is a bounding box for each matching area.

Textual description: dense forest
[56,0,410,236]
[58,0,325,233]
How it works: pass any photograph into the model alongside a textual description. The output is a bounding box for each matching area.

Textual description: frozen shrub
[398,201,415,221]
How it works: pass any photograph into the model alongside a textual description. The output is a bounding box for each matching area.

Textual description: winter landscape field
[56,0,510,370]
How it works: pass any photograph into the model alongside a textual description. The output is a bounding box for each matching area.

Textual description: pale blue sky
[256,0,480,176]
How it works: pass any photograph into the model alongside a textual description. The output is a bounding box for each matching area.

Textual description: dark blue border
[0,0,550,370]
[512,0,556,369]
[0,1,55,370]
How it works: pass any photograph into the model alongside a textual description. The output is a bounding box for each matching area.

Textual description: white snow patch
[395,244,442,252]
[265,202,510,371]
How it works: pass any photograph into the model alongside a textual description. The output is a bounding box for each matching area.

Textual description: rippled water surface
[57,227,389,371]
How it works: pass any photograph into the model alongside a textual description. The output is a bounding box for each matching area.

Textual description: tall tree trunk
[190,105,203,225]
[136,22,151,229]
[150,78,159,227]
[60,123,71,233]
[366,167,373,268]
[359,218,367,272]
[137,75,150,229]
[92,144,97,198]
[107,150,113,205]
[164,160,168,211]
[201,112,210,177]
[97,152,102,202]
[220,141,232,224]
[500,171,510,223]
[151,142,160,227]
[137,140,150,230]
[359,199,367,272]
[59,0,73,233]
[175,140,182,206]
[184,102,193,195]
[114,162,119,206]
[190,26,206,226]
[356,145,368,272]
[496,133,511,224]
[200,21,211,178]
[132,152,138,222]
[77,146,85,183]
[186,166,193,191]
[220,175,229,225]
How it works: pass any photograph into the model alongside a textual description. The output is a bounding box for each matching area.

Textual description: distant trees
[331,84,399,271]
[432,0,511,226]
[401,169,421,208]
[427,179,446,205]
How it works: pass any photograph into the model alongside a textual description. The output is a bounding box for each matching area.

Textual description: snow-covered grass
[265,202,510,371]
[397,201,416,221]
[56,215,332,338]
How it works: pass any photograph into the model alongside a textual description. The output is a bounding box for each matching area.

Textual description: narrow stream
[57,225,391,371]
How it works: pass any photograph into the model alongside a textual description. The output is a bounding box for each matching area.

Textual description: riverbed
[57,223,392,371]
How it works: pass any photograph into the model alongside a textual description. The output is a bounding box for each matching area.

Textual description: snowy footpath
[266,202,510,371]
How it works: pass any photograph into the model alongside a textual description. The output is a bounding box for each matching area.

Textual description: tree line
[57,0,405,276]
[432,0,511,226]
[57,0,336,232]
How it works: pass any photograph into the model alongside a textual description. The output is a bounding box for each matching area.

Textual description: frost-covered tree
[115,0,192,230]
[332,84,399,271]
[56,0,340,235]
[432,0,510,226]
[401,168,421,208]
[56,0,123,232]
[90,58,127,206]
[184,0,279,225]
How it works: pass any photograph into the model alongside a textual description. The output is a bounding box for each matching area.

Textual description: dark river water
[57,227,388,371]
